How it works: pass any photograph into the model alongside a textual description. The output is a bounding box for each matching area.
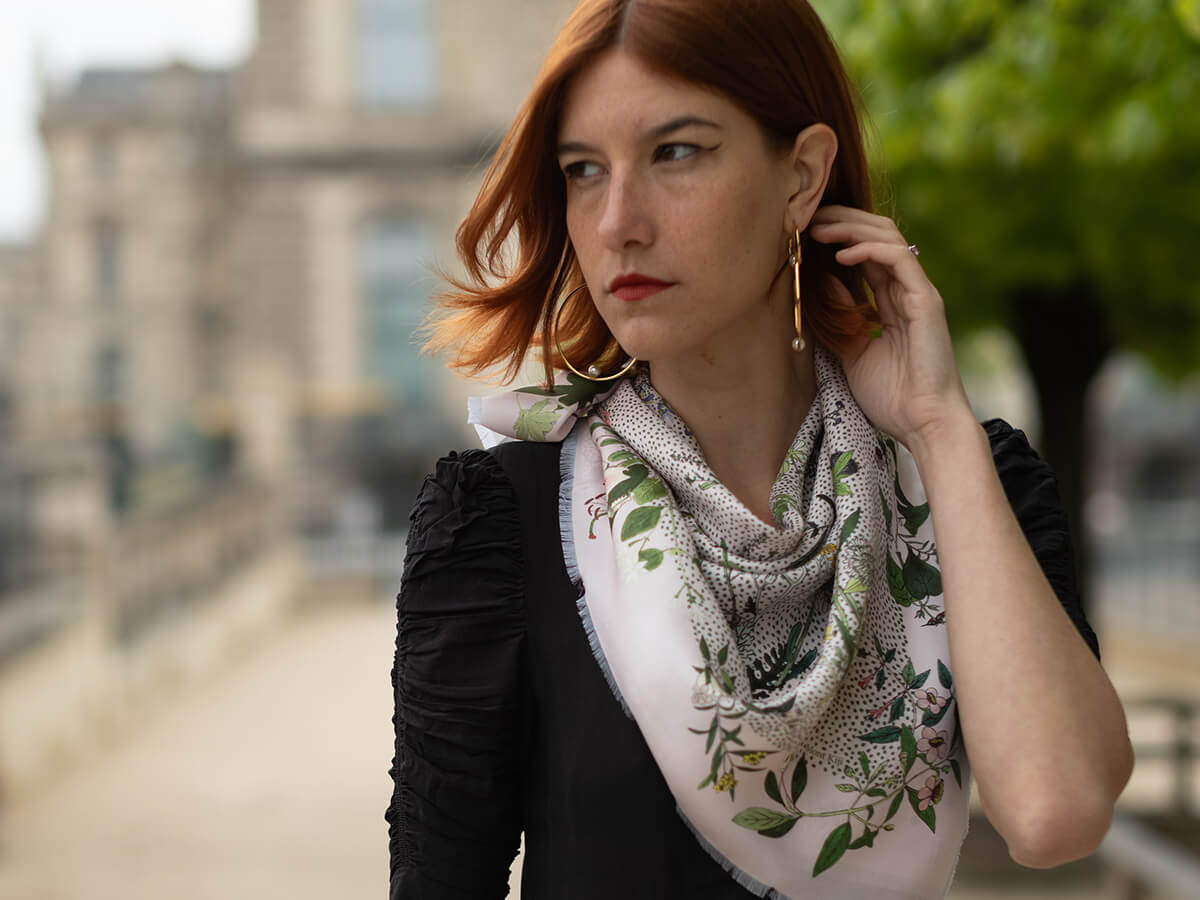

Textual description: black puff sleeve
[984,419,1101,660]
[386,450,526,898]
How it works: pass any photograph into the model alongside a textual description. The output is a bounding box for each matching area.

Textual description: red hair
[426,0,881,383]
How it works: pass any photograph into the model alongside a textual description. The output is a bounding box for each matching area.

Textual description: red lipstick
[608,273,675,302]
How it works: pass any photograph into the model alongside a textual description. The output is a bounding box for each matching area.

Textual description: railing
[1091,498,1200,640]
[300,530,408,584]
[0,579,83,669]
[1099,696,1200,899]
[0,477,284,665]
[109,479,281,645]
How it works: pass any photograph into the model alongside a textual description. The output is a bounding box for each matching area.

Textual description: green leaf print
[900,502,931,536]
[900,726,917,774]
[608,465,648,504]
[633,478,668,503]
[901,659,916,685]
[513,398,559,441]
[907,786,937,833]
[950,759,963,788]
[637,548,663,571]
[885,791,904,823]
[558,371,609,408]
[765,771,784,804]
[813,823,853,877]
[832,451,855,497]
[858,726,902,744]
[620,506,661,541]
[938,660,953,689]
[849,829,878,850]
[513,384,565,397]
[903,551,942,599]
[886,555,916,606]
[839,509,861,545]
[733,807,798,834]
[791,756,809,800]
[832,450,853,477]
[921,703,952,728]
[759,817,800,839]
[880,487,892,533]
[770,496,796,523]
[859,752,871,778]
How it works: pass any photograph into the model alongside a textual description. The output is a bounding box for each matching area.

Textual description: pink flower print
[917,774,944,810]
[916,726,950,763]
[913,688,948,714]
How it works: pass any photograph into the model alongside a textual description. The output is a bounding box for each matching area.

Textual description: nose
[596,171,653,251]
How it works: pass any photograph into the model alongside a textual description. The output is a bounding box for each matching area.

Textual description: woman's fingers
[833,241,936,311]
[808,219,900,248]
[810,204,898,232]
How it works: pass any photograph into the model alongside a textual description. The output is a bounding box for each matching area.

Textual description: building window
[357,0,435,108]
[95,218,121,300]
[94,344,126,405]
[359,218,436,407]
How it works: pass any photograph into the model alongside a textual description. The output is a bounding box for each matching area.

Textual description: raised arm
[387,451,527,898]
[908,413,1131,867]
[810,205,1133,868]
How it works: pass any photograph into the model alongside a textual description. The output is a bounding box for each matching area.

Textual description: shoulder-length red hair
[426,0,881,383]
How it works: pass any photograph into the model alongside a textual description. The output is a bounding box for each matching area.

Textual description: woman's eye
[654,143,700,163]
[563,161,603,181]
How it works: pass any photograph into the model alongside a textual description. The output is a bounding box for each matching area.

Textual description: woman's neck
[647,339,816,526]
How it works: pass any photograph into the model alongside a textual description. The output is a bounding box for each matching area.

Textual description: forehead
[558,49,730,138]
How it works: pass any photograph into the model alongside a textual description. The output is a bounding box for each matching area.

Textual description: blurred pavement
[0,599,1193,899]
[0,602,396,900]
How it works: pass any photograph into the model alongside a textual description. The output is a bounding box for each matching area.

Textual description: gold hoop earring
[788,227,806,352]
[552,284,639,382]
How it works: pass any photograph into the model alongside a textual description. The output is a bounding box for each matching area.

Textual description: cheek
[565,203,603,292]
[689,174,782,285]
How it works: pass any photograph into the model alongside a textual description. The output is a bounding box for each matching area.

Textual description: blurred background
[0,0,1196,897]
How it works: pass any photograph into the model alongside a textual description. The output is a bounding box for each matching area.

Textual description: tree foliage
[819,0,1200,375]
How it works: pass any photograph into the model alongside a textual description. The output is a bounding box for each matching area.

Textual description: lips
[608,273,675,302]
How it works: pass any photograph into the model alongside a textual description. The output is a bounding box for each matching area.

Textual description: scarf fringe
[678,806,791,900]
[560,424,633,719]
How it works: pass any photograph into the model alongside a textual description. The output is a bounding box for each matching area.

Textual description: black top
[385,420,1098,899]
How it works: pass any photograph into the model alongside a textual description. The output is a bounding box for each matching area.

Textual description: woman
[386,1,1133,897]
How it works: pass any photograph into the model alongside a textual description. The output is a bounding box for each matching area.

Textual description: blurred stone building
[0,242,38,588]
[6,0,572,579]
[0,0,573,795]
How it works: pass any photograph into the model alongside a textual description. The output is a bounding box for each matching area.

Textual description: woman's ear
[784,123,838,231]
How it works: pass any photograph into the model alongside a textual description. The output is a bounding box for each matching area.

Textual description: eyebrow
[556,115,722,156]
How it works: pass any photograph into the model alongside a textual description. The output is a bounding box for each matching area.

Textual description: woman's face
[556,49,809,367]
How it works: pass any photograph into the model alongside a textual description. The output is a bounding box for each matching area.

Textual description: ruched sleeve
[386,449,526,898]
[983,419,1101,660]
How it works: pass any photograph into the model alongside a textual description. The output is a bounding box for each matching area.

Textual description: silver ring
[908,244,920,257]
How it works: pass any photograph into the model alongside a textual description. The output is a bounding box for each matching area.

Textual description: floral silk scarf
[470,347,969,900]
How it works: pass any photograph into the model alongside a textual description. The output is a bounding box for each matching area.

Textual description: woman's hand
[807,205,974,453]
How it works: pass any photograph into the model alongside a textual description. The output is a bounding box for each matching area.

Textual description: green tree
[820,0,1200,603]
